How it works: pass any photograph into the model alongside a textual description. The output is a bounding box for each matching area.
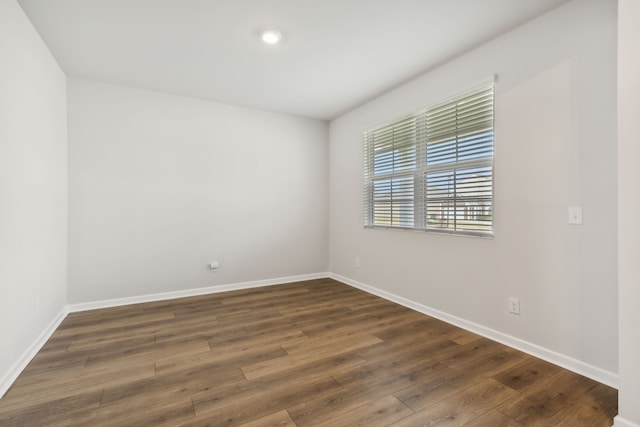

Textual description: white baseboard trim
[2,271,618,402]
[0,272,329,398]
[329,273,619,389]
[0,307,69,399]
[613,416,640,427]
[68,272,330,313]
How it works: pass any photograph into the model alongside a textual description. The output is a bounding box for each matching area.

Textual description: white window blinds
[363,83,494,237]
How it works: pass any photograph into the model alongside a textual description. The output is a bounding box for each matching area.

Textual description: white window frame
[363,83,495,237]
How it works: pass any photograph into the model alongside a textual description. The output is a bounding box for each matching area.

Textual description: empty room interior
[1,0,639,425]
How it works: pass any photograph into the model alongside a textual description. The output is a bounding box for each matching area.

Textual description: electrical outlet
[354,257,361,269]
[508,297,520,315]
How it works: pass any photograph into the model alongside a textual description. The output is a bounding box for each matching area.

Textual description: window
[363,83,494,237]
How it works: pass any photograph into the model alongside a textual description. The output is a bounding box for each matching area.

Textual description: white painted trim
[613,416,640,427]
[68,272,330,313]
[329,273,619,389]
[0,272,329,398]
[2,271,618,403]
[0,307,69,399]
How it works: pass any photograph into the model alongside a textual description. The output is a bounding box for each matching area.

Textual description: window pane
[425,166,492,232]
[458,130,493,162]
[372,176,414,227]
[427,130,493,166]
[374,147,416,175]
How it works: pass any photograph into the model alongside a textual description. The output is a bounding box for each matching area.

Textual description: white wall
[615,0,640,424]
[330,0,617,377]
[68,79,329,303]
[0,0,68,393]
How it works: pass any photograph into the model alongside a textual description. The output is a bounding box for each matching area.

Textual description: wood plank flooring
[0,278,617,426]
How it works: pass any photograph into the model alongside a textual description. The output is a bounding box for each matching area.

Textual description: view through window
[363,83,494,237]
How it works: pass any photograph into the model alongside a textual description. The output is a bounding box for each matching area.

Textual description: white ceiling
[18,0,570,120]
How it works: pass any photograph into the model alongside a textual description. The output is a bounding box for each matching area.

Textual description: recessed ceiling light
[260,29,282,45]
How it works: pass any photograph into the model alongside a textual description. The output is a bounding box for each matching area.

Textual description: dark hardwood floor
[0,278,617,426]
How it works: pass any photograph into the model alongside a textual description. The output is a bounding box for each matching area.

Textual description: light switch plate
[568,206,583,225]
